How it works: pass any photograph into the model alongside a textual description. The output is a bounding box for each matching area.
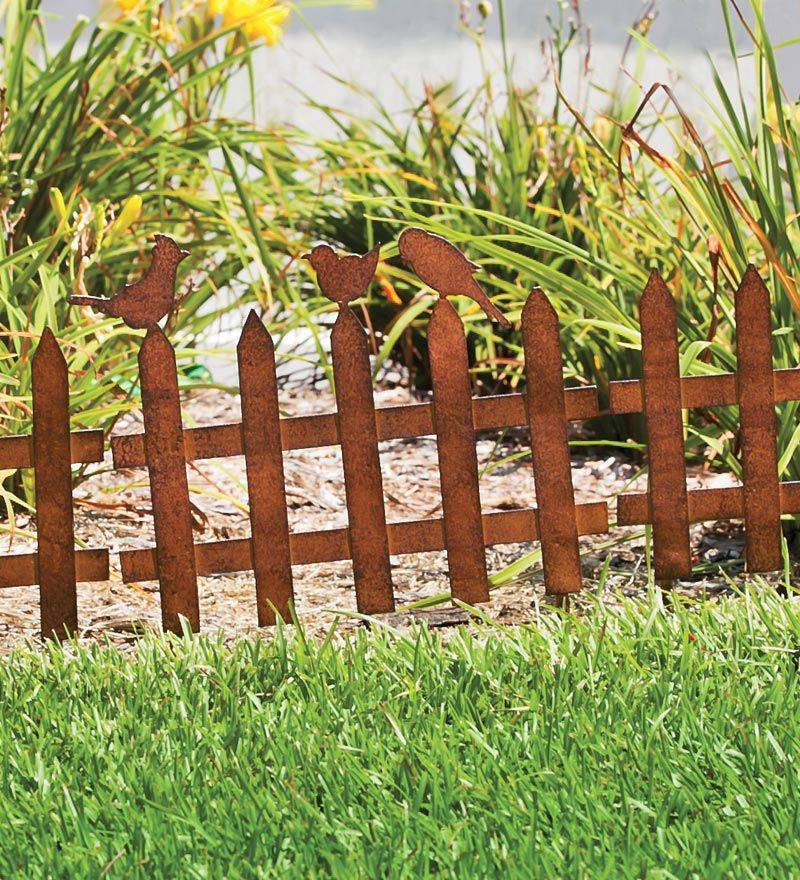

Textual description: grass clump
[310,0,800,476]
[1,591,800,878]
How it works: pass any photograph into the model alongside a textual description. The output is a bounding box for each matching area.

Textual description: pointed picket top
[237,308,293,626]
[329,304,394,614]
[32,327,67,375]
[735,264,769,314]
[31,325,76,638]
[428,295,489,603]
[139,324,172,359]
[734,262,781,572]
[638,267,692,581]
[522,286,558,330]
[522,286,584,595]
[238,309,275,357]
[640,269,674,315]
[137,322,200,633]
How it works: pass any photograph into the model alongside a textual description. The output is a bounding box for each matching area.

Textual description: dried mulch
[0,386,763,652]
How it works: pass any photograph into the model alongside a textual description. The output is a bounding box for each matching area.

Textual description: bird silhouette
[398,227,510,327]
[303,243,381,308]
[68,234,189,330]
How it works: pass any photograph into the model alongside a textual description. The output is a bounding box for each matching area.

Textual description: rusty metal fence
[0,231,795,637]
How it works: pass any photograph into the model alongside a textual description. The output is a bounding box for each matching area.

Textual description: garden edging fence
[0,232,795,637]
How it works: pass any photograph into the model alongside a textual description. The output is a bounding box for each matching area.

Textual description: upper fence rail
[0,228,795,637]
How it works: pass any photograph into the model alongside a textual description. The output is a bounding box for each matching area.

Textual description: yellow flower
[49,187,68,226]
[222,0,290,45]
[106,195,143,241]
[208,0,229,13]
[115,0,146,15]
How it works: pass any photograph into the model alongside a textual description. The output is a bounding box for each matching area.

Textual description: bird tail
[68,295,111,314]
[467,279,511,328]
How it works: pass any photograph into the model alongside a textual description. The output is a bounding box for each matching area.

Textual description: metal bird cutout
[68,234,189,330]
[303,243,381,308]
[398,227,510,326]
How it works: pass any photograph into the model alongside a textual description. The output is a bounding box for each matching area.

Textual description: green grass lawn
[2,592,800,879]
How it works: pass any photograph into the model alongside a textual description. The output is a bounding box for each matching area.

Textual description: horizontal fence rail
[0,228,795,637]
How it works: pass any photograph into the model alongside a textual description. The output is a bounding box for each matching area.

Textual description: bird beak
[180,250,190,260]
[301,253,311,261]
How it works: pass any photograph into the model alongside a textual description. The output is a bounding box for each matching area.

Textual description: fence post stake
[237,311,294,625]
[522,289,586,595]
[139,326,200,633]
[429,297,489,604]
[330,306,395,613]
[735,265,782,571]
[32,329,78,638]
[640,271,692,581]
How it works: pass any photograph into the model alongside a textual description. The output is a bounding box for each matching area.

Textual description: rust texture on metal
[139,326,200,633]
[0,429,103,470]
[237,311,294,626]
[118,500,610,583]
[68,235,189,329]
[0,549,108,590]
[111,387,599,468]
[9,235,800,637]
[619,480,800,525]
[734,266,782,571]
[522,288,589,594]
[610,365,800,413]
[307,242,394,612]
[304,243,381,306]
[32,329,78,638]
[428,297,489,604]
[398,227,510,327]
[331,307,395,614]
[639,272,692,581]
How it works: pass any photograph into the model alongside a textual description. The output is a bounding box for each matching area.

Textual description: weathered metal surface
[0,429,103,470]
[139,327,200,633]
[304,243,380,306]
[111,387,599,467]
[68,235,189,329]
[610,366,800,413]
[620,480,800,526]
[619,486,744,525]
[610,373,738,413]
[523,288,587,594]
[237,312,293,625]
[398,227,510,326]
[735,266,782,572]
[640,272,692,581]
[618,268,786,574]
[331,307,394,613]
[32,329,78,638]
[118,500,609,582]
[0,549,108,589]
[305,242,395,612]
[428,297,489,603]
[11,241,800,636]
